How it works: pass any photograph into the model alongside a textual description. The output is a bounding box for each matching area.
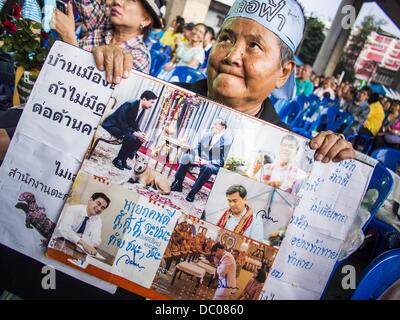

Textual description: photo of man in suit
[52,192,111,255]
[171,118,231,202]
[102,90,158,171]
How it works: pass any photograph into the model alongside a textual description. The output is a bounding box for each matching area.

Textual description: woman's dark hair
[255,269,266,283]
[142,22,153,40]
[206,26,216,40]
[368,92,381,104]
[175,16,185,34]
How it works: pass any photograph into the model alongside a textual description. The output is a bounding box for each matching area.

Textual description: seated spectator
[358,92,385,137]
[382,100,400,132]
[313,77,336,100]
[179,22,195,45]
[159,15,185,51]
[201,26,215,70]
[372,100,400,150]
[162,23,206,72]
[52,0,162,74]
[295,64,313,96]
[147,18,165,45]
[337,82,351,107]
[342,86,371,136]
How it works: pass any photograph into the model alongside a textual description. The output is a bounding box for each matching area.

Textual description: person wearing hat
[63,0,356,163]
[51,0,162,75]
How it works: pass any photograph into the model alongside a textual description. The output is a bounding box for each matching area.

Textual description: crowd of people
[295,63,400,152]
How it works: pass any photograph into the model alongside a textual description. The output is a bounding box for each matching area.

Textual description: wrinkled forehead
[225,0,305,52]
[220,17,281,46]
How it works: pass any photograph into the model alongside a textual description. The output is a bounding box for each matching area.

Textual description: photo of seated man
[260,134,308,194]
[216,185,256,239]
[102,90,158,171]
[171,118,232,203]
[52,192,111,256]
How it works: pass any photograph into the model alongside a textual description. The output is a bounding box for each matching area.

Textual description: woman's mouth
[111,8,121,16]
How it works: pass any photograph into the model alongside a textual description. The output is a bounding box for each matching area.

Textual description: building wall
[354,31,400,88]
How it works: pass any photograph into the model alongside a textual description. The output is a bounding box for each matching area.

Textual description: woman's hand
[163,62,175,72]
[92,45,133,83]
[51,2,77,46]
[310,131,355,163]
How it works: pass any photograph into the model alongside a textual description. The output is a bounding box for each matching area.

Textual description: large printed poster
[0,43,374,299]
[0,41,117,292]
[43,46,373,300]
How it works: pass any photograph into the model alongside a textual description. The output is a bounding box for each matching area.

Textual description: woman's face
[110,0,152,32]
[207,18,294,113]
[191,25,206,44]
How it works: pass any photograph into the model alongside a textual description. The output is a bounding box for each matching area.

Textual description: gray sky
[298,0,400,37]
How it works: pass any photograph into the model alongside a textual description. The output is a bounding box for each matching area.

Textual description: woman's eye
[218,35,232,43]
[249,42,262,50]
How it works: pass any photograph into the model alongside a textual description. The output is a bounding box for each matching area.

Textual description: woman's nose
[223,43,243,67]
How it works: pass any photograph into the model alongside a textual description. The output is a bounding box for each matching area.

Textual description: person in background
[162,23,206,72]
[358,91,385,137]
[147,18,165,45]
[311,74,321,91]
[159,15,185,51]
[52,0,162,76]
[372,100,400,150]
[295,64,313,97]
[313,77,336,100]
[238,268,266,300]
[179,22,195,44]
[342,86,371,136]
[202,26,216,67]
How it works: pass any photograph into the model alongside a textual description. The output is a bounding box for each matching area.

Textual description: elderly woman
[52,0,162,76]
[94,0,355,163]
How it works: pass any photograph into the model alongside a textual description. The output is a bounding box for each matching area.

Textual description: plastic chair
[348,134,375,155]
[291,102,323,135]
[322,96,339,108]
[352,249,400,300]
[361,163,394,230]
[151,42,172,55]
[371,148,400,173]
[295,94,307,109]
[305,94,321,108]
[150,50,170,77]
[278,100,303,126]
[162,66,206,83]
[316,107,354,134]
[321,163,394,299]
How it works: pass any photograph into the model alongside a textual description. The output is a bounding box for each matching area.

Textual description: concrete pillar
[313,0,363,77]
[165,0,212,26]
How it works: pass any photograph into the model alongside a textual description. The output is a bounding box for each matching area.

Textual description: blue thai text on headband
[226,0,305,53]
[226,0,305,101]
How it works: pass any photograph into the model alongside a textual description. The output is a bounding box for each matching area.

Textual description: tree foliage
[298,16,326,66]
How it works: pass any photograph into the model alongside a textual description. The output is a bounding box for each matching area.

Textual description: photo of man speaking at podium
[171,118,232,203]
[102,90,158,171]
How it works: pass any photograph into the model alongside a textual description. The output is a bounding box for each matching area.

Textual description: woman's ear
[275,60,296,89]
[141,14,153,29]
